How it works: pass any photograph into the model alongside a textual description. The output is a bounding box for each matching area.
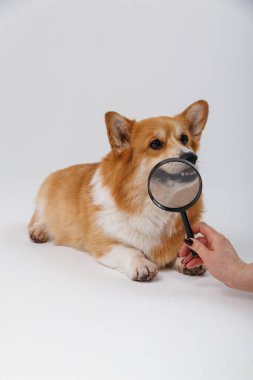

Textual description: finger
[183,251,194,264]
[178,244,191,257]
[191,222,221,244]
[183,238,206,264]
[184,237,210,260]
[185,257,203,269]
[179,236,207,258]
[191,222,219,236]
[198,236,208,246]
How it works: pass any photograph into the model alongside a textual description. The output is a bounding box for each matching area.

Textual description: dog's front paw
[174,257,206,276]
[182,265,206,276]
[130,258,158,282]
[29,227,48,243]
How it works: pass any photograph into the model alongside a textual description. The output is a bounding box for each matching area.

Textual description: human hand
[179,222,246,288]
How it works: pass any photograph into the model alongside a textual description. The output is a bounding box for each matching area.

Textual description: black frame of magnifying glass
[147,158,202,258]
[147,158,203,213]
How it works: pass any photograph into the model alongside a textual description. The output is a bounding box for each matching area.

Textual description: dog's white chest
[91,170,176,255]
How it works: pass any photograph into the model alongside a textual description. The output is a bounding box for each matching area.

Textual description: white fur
[91,169,177,257]
[32,198,47,231]
[155,129,166,140]
[98,245,157,280]
[36,198,45,221]
[98,245,142,274]
[175,125,183,137]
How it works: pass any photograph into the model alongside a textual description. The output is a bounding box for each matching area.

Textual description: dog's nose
[180,152,198,164]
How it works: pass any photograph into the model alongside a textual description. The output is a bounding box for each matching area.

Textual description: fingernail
[184,238,193,246]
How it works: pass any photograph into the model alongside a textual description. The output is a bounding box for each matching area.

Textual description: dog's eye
[150,139,163,150]
[180,134,188,145]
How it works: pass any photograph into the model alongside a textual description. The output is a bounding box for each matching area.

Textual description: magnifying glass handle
[180,211,199,257]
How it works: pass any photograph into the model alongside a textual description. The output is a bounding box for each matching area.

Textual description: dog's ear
[180,100,209,140]
[105,112,134,154]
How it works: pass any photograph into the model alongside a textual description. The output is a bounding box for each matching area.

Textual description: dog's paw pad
[29,229,48,243]
[131,259,157,282]
[183,264,206,276]
[175,257,206,276]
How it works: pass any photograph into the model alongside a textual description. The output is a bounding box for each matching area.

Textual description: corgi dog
[28,100,209,281]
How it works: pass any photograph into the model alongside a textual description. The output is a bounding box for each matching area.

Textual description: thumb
[184,237,210,260]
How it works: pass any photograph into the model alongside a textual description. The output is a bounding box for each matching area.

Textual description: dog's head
[105,100,209,180]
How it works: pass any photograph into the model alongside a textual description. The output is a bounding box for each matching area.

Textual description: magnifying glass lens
[149,160,201,210]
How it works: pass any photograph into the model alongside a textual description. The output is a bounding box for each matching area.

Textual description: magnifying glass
[147,158,202,257]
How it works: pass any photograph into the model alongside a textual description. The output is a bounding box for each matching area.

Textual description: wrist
[225,260,247,289]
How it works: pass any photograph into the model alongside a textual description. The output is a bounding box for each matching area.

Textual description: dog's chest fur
[91,169,178,256]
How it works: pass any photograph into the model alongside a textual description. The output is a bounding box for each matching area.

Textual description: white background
[0,1,253,379]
